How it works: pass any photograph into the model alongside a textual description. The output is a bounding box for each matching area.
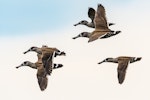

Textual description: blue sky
[0,0,133,36]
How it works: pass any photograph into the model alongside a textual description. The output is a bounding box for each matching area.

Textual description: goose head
[23,46,41,54]
[98,58,114,64]
[74,20,88,26]
[16,61,32,69]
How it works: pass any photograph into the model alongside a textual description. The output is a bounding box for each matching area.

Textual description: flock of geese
[16,45,66,91]
[16,4,142,91]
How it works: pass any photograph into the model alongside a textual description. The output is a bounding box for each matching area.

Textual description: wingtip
[88,7,92,9]
[119,81,123,84]
[88,40,91,43]
[41,89,45,91]
[88,39,96,43]
[88,7,94,10]
[40,88,46,91]
[97,4,105,9]
[98,4,103,7]
[88,38,93,43]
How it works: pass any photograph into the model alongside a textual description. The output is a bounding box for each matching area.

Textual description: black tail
[101,31,121,39]
[53,64,63,69]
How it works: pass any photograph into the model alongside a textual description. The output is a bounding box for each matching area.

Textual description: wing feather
[117,59,129,84]
[88,8,95,22]
[42,52,54,75]
[88,31,108,42]
[94,4,108,30]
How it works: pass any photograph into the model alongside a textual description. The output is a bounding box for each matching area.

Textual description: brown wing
[88,8,95,22]
[88,31,107,42]
[117,59,129,84]
[42,52,54,75]
[37,75,48,91]
[94,4,108,30]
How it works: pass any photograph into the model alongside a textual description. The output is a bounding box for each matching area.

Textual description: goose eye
[30,47,35,50]
[81,21,84,23]
[105,58,109,61]
[24,62,27,64]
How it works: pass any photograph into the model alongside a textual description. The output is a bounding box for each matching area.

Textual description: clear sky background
[0,0,150,100]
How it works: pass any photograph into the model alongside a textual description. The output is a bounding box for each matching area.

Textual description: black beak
[98,60,105,64]
[74,22,80,26]
[23,49,30,54]
[16,65,22,69]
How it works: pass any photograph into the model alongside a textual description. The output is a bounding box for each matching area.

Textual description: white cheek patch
[56,51,61,55]
[79,33,82,37]
[134,57,138,61]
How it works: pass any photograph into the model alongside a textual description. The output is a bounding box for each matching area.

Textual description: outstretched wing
[42,51,55,75]
[117,59,129,84]
[94,4,108,30]
[88,7,95,22]
[37,75,48,91]
[88,31,107,42]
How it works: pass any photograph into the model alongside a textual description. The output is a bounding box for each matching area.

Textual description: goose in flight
[73,4,121,42]
[74,7,114,28]
[98,56,142,84]
[16,60,63,91]
[23,45,66,57]
[23,46,66,75]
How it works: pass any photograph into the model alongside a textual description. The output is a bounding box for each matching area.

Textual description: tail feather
[108,23,115,26]
[100,31,121,39]
[53,64,63,69]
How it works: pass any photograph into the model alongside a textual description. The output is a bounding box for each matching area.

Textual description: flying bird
[98,56,142,84]
[74,7,114,28]
[23,45,66,57]
[23,45,66,75]
[16,45,65,91]
[73,4,121,42]
[16,58,63,91]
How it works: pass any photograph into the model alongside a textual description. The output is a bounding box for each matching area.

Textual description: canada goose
[73,4,121,42]
[74,7,114,28]
[23,46,66,57]
[23,46,66,75]
[16,61,63,91]
[98,56,142,84]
